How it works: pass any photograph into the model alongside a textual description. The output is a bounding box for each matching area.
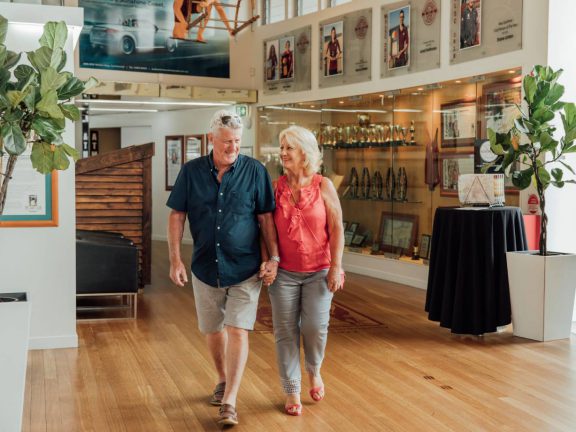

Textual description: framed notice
[0,150,58,227]
[279,36,295,80]
[376,212,418,256]
[387,5,410,70]
[184,135,204,162]
[265,39,279,82]
[165,136,184,191]
[440,100,477,148]
[440,152,474,196]
[322,21,344,77]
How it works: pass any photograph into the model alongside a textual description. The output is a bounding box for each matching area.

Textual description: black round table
[424,206,528,335]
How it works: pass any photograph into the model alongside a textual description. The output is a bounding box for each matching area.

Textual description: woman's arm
[321,177,345,292]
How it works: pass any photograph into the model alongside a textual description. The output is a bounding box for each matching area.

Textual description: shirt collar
[208,151,242,173]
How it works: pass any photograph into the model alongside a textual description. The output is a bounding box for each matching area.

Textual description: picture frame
[344,231,354,247]
[351,234,367,247]
[419,234,432,261]
[279,35,295,80]
[322,21,344,77]
[184,134,205,163]
[347,222,359,235]
[205,134,213,155]
[264,39,280,82]
[342,220,349,231]
[440,152,475,196]
[165,136,184,191]
[387,5,410,70]
[440,100,477,148]
[376,212,418,255]
[0,153,58,227]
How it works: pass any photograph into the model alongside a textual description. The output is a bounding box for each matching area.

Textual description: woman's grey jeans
[268,268,333,395]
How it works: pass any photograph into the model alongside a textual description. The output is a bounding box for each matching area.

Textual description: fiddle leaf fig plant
[0,16,97,215]
[484,65,576,255]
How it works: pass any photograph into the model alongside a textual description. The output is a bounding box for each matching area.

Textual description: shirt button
[218,209,222,213]
[215,259,218,263]
[217,226,220,230]
[220,193,223,196]
[217,243,220,247]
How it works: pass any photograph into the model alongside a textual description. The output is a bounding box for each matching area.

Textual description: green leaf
[23,87,36,111]
[60,103,80,121]
[534,106,555,123]
[0,68,10,89]
[1,123,27,155]
[56,51,67,72]
[39,21,68,50]
[0,45,7,66]
[36,89,64,119]
[49,47,63,69]
[545,83,564,107]
[512,168,533,190]
[0,15,7,45]
[7,90,28,107]
[559,160,575,175]
[537,167,551,189]
[57,77,84,99]
[52,145,70,170]
[27,47,52,71]
[4,51,20,69]
[31,116,64,143]
[30,142,54,174]
[524,75,537,104]
[14,64,35,81]
[40,67,67,94]
[60,143,79,162]
[515,118,531,134]
[83,77,98,91]
[551,168,563,181]
[4,109,25,122]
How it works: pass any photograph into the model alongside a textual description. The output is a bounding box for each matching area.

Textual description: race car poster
[79,0,230,78]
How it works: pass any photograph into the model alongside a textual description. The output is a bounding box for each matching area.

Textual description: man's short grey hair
[279,126,322,176]
[210,109,243,136]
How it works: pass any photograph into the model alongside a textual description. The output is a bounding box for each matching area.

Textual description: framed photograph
[0,152,58,227]
[459,0,481,50]
[419,234,432,261]
[387,5,410,70]
[265,39,279,82]
[342,220,349,231]
[351,234,367,247]
[165,136,184,191]
[482,80,521,137]
[441,100,477,148]
[279,36,295,80]
[344,231,354,246]
[184,135,204,163]
[376,212,418,255]
[205,134,213,155]
[440,152,475,196]
[322,21,344,77]
[347,222,359,235]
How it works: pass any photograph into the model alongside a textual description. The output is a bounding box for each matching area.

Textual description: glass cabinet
[257,68,522,264]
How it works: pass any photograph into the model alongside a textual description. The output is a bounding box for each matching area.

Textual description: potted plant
[0,16,95,431]
[0,16,96,214]
[486,65,576,341]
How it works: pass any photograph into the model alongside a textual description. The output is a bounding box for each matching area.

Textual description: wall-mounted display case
[257,68,521,269]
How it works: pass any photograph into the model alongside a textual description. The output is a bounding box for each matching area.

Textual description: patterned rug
[254,298,386,334]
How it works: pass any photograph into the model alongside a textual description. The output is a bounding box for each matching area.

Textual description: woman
[280,40,293,79]
[267,126,345,416]
[325,27,342,76]
[266,44,278,81]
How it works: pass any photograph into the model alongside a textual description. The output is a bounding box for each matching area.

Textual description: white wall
[0,5,82,349]
[121,126,153,148]
[90,108,256,244]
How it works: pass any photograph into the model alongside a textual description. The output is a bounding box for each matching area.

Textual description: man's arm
[168,210,189,287]
[257,212,279,285]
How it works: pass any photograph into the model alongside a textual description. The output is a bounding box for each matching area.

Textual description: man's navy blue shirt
[167,153,275,287]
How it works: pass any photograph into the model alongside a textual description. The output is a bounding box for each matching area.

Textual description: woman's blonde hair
[279,126,322,176]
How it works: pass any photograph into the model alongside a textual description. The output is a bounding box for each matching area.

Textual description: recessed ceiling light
[417,87,424,91]
[455,80,462,83]
[508,70,516,74]
[310,105,315,108]
[339,101,344,104]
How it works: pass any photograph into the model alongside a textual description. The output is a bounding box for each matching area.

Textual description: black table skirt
[424,207,528,335]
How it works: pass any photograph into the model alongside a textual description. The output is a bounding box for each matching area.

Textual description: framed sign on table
[440,100,477,148]
[184,135,205,163]
[165,136,184,191]
[0,151,58,227]
[439,151,475,196]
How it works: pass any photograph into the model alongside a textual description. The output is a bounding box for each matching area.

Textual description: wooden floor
[23,241,576,431]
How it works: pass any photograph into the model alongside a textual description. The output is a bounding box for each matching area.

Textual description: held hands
[259,260,278,287]
[169,260,189,287]
[327,265,344,293]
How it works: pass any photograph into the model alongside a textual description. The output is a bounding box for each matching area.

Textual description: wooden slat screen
[76,143,154,287]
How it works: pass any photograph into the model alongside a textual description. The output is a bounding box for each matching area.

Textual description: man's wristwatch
[269,255,280,264]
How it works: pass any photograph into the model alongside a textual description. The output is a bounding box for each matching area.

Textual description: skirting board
[343,251,428,290]
[29,334,78,350]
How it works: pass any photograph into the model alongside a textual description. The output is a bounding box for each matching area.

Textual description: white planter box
[0,292,30,432]
[506,251,576,341]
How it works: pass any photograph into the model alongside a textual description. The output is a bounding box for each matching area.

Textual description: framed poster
[279,36,295,80]
[440,152,474,196]
[265,39,279,82]
[376,212,418,255]
[387,5,410,70]
[482,80,521,136]
[166,136,184,191]
[419,234,432,260]
[206,134,213,155]
[441,101,477,148]
[322,21,344,77]
[0,152,58,227]
[459,0,481,50]
[184,135,204,163]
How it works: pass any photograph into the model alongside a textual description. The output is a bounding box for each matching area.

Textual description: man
[167,110,279,426]
[393,9,409,67]
[461,0,478,48]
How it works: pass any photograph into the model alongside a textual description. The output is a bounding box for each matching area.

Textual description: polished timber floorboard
[23,241,576,432]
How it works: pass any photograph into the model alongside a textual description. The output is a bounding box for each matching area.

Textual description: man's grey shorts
[191,272,262,334]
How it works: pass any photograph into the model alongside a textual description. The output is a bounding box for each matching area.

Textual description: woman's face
[279,137,305,172]
[331,29,336,40]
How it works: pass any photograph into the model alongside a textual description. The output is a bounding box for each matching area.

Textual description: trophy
[385,167,395,200]
[401,127,408,145]
[336,126,344,148]
[349,167,359,198]
[345,125,352,146]
[371,170,383,199]
[384,125,391,143]
[360,167,371,199]
[396,167,408,201]
[395,125,402,143]
[410,120,416,145]
[375,125,384,145]
[388,123,394,142]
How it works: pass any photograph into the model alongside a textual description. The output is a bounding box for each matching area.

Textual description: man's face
[210,127,242,168]
[467,0,473,9]
[400,11,404,25]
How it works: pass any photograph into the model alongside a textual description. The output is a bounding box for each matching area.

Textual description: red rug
[255,298,386,334]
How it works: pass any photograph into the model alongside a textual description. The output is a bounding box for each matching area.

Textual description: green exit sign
[235,105,248,118]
